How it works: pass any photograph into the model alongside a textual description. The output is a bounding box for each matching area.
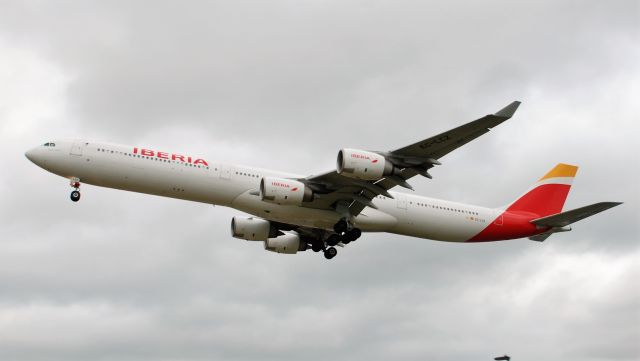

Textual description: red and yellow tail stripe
[468,163,578,242]
[537,163,578,184]
[508,163,578,216]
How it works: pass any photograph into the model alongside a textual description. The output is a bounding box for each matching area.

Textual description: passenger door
[220,164,232,179]
[70,140,85,156]
[396,193,407,210]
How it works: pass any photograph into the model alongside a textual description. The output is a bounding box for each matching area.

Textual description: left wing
[299,101,521,216]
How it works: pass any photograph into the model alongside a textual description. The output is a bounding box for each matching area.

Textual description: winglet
[494,101,521,118]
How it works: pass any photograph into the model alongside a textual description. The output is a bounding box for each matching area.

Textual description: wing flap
[531,202,622,227]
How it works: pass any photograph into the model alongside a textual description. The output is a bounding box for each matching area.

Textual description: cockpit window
[43,143,50,146]
[43,142,56,147]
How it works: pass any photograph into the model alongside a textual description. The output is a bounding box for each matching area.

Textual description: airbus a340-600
[25,101,621,259]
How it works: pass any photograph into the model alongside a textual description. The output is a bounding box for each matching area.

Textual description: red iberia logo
[133,147,209,166]
[271,181,290,188]
[351,153,371,160]
[351,152,378,163]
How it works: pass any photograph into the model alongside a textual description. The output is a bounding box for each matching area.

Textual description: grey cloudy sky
[0,1,638,360]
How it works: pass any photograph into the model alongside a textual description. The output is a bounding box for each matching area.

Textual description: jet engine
[231,216,276,241]
[337,148,395,180]
[264,232,306,254]
[260,177,313,205]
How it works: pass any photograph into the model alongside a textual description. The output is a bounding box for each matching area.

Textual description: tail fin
[507,163,579,216]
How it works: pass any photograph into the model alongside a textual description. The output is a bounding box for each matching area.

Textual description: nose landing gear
[69,178,81,202]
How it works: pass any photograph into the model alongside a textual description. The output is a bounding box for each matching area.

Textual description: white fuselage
[26,140,496,242]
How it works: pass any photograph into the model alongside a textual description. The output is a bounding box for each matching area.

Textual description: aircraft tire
[333,219,348,234]
[347,228,362,242]
[324,246,337,259]
[311,242,323,252]
[326,234,340,246]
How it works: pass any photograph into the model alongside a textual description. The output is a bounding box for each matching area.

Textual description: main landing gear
[69,178,81,202]
[311,240,337,260]
[333,219,349,234]
[317,219,363,260]
[332,219,361,244]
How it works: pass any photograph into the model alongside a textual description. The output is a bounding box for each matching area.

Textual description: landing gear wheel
[345,228,362,242]
[333,219,349,234]
[311,242,323,252]
[324,246,337,259]
[69,178,81,202]
[326,234,340,247]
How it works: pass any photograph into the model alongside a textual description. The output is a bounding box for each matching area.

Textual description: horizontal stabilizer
[528,226,571,242]
[531,202,622,227]
[529,232,554,242]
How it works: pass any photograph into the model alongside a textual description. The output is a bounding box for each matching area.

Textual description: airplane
[24,101,621,259]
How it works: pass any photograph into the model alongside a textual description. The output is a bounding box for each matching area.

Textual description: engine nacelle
[260,177,313,205]
[264,232,306,254]
[231,216,276,241]
[337,148,394,180]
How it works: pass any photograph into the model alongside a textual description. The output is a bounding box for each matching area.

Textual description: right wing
[300,101,521,216]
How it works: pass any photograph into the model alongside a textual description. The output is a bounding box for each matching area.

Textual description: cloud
[0,0,638,360]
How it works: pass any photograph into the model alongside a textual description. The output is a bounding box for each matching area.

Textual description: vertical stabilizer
[507,163,578,216]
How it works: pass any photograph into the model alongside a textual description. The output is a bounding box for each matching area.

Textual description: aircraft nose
[25,148,37,162]
[25,147,45,167]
